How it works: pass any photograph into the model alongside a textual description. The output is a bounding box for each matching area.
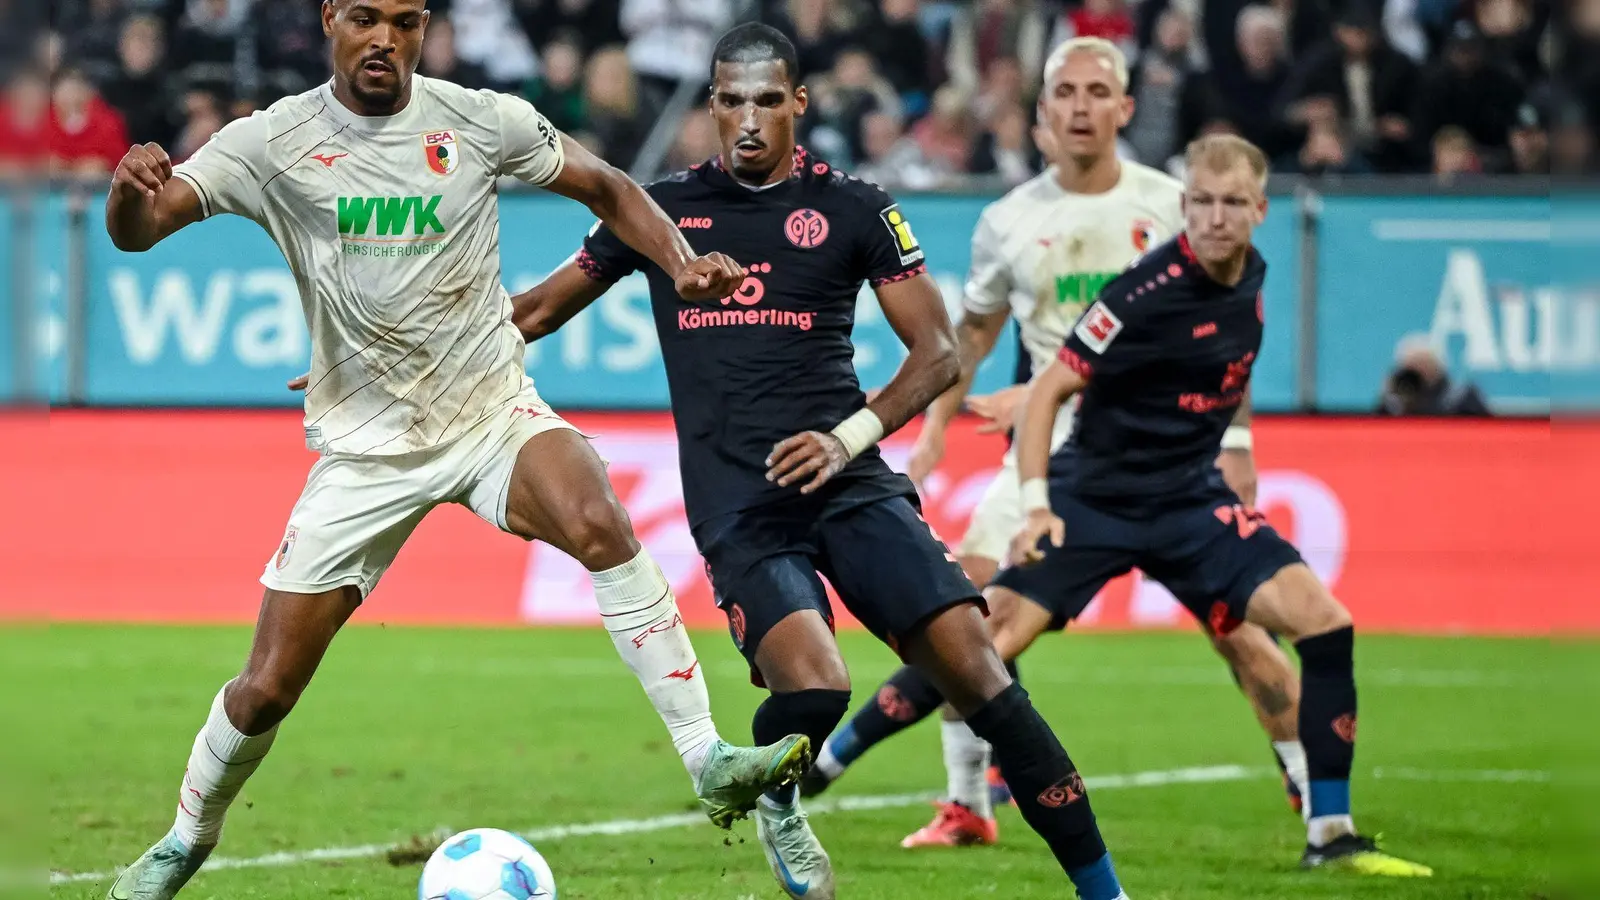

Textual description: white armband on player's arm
[1021,477,1051,513]
[1221,425,1253,451]
[830,408,885,460]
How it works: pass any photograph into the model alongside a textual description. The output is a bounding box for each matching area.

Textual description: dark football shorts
[693,492,982,684]
[991,482,1305,635]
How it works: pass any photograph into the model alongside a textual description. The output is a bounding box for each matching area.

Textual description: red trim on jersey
[575,248,608,282]
[1058,347,1094,377]
[870,263,927,287]
[1178,233,1198,264]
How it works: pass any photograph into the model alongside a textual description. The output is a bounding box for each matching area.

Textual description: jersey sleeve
[1057,278,1148,379]
[962,207,1011,315]
[577,219,647,284]
[171,112,270,221]
[851,182,928,287]
[492,92,566,186]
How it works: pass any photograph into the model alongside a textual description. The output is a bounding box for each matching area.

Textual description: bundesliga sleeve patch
[1074,301,1123,354]
[879,204,924,266]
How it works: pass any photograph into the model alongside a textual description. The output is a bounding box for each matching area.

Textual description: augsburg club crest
[423,129,458,175]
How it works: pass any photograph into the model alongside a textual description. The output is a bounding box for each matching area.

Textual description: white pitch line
[50,764,1257,886]
[49,764,1552,886]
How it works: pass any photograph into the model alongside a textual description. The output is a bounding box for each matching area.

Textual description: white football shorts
[957,452,1023,565]
[262,387,578,598]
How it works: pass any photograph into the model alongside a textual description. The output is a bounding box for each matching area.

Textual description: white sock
[171,682,278,850]
[592,550,720,780]
[1272,740,1311,822]
[814,741,845,781]
[1308,814,1357,847]
[941,719,992,819]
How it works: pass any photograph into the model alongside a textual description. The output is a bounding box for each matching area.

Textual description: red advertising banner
[5,411,1588,634]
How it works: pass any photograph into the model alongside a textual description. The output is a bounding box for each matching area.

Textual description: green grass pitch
[11,625,1581,899]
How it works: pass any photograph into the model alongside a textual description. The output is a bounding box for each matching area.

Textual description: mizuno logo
[311,152,348,167]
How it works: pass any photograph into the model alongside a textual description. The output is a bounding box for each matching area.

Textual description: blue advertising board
[65,189,1302,409]
[5,186,1572,412]
[1314,195,1560,413]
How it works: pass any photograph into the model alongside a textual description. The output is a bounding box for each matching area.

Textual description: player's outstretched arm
[1009,359,1086,565]
[510,257,611,342]
[543,135,744,301]
[1216,386,1258,506]
[105,142,204,252]
[765,273,958,495]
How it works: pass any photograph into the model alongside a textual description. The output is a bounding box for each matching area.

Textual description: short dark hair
[710,23,799,84]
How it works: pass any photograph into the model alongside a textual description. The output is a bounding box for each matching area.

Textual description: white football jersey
[173,76,565,456]
[964,161,1183,447]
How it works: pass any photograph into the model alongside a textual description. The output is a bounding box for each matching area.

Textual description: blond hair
[1185,134,1269,187]
[1043,37,1129,92]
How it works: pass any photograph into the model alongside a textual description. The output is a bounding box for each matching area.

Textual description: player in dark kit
[514,22,1132,900]
[995,134,1431,878]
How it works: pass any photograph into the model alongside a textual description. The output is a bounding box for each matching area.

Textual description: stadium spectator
[0,69,51,180]
[250,0,329,98]
[514,0,626,57]
[857,0,933,113]
[99,14,174,149]
[417,18,495,91]
[855,110,951,189]
[771,0,856,81]
[170,0,244,92]
[802,47,904,165]
[1382,0,1431,61]
[911,82,976,174]
[450,0,541,89]
[1053,0,1139,62]
[621,0,734,107]
[64,0,126,77]
[972,54,1025,125]
[1127,7,1201,167]
[1507,96,1549,174]
[1431,125,1483,180]
[1195,4,1295,159]
[581,46,651,169]
[1551,97,1595,175]
[0,0,47,82]
[1410,20,1523,166]
[1279,121,1376,174]
[171,88,226,163]
[1377,336,1492,416]
[943,0,1052,96]
[1469,0,1546,83]
[521,33,587,135]
[968,100,1034,184]
[1282,5,1419,172]
[48,67,129,176]
[664,107,719,170]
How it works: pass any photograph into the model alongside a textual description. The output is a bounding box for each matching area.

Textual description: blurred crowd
[0,0,1586,186]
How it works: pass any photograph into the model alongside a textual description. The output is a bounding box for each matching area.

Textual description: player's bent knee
[1248,564,1352,643]
[559,497,639,571]
[753,611,851,693]
[227,670,306,734]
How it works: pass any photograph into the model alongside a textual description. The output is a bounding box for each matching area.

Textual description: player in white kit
[801,38,1310,849]
[101,3,810,898]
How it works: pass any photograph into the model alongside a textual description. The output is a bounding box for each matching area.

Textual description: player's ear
[322,0,336,36]
[793,83,808,116]
[1118,95,1134,129]
[1255,194,1269,224]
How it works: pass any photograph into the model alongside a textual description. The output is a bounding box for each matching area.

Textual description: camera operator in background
[1376,335,1492,416]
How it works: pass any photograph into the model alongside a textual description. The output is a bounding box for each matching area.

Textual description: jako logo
[678,216,713,229]
[677,262,815,331]
[337,196,446,237]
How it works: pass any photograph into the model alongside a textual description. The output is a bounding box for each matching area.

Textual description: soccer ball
[418,828,557,900]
